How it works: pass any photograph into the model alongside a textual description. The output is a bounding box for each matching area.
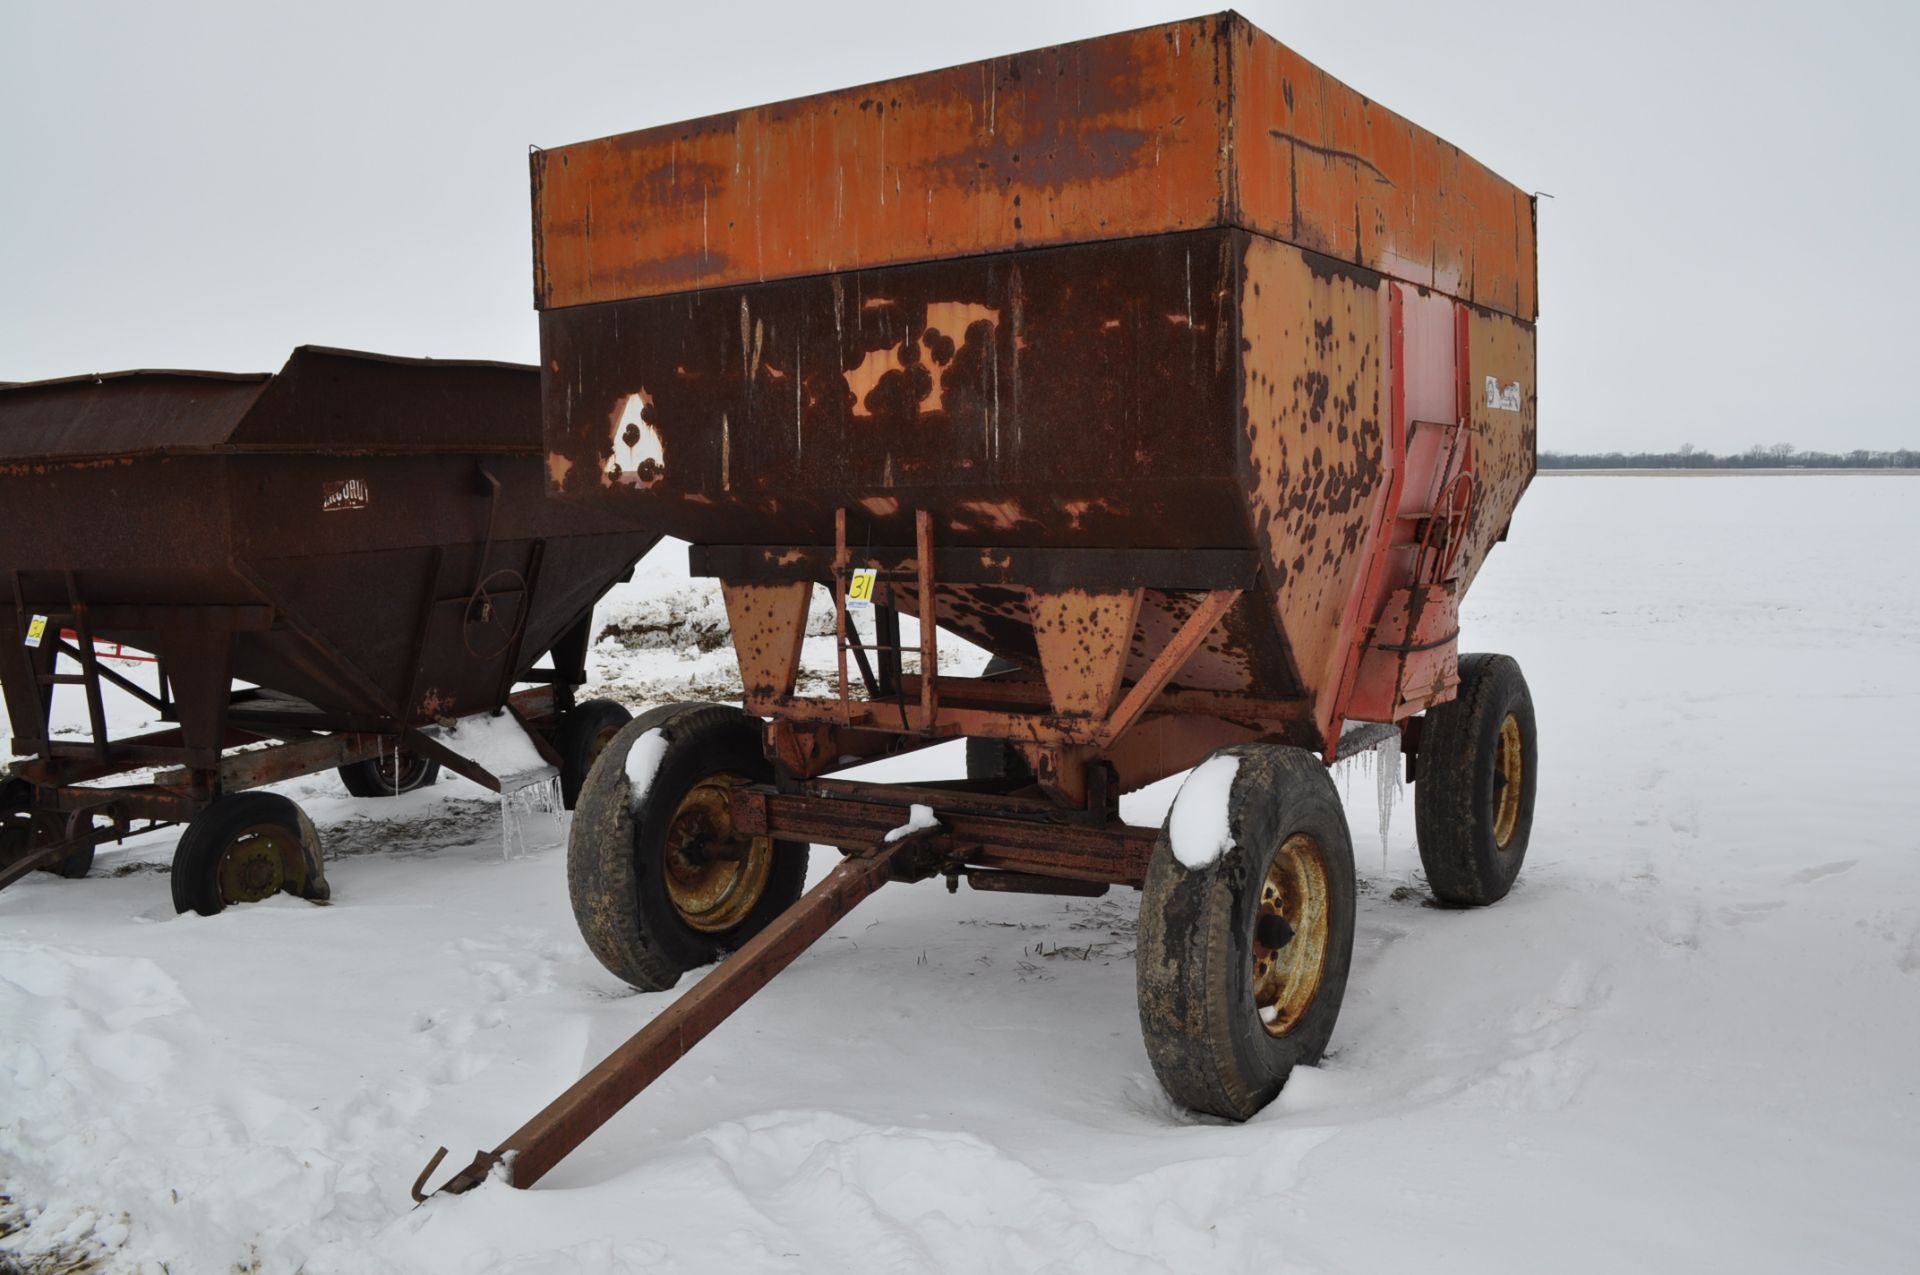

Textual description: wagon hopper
[424,11,1540,1194]
[0,346,658,911]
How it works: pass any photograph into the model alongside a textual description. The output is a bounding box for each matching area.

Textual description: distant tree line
[1540,444,1920,470]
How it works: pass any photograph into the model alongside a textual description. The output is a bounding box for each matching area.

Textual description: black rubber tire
[43,812,94,879]
[554,698,634,810]
[963,657,1034,784]
[337,750,440,798]
[170,792,320,917]
[1136,744,1357,1121]
[568,702,809,991]
[1413,653,1537,907]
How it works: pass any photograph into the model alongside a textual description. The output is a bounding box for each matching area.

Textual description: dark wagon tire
[337,749,440,798]
[568,703,809,992]
[963,657,1034,784]
[171,792,330,917]
[1413,653,1537,907]
[41,812,96,879]
[1136,744,1357,1121]
[1,787,95,880]
[1,817,89,879]
[553,698,634,810]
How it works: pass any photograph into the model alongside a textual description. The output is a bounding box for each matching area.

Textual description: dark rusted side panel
[0,350,657,730]
[0,373,268,464]
[544,228,1307,695]
[543,229,1246,551]
[230,346,540,453]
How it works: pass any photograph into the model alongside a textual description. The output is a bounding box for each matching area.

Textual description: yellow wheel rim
[661,775,774,934]
[215,824,305,905]
[1493,713,1524,849]
[1251,833,1332,1037]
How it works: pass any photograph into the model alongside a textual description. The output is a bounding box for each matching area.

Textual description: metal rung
[841,643,907,653]
[39,674,87,685]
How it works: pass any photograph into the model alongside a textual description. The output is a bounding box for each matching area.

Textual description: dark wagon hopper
[424,11,1539,1194]
[0,346,658,911]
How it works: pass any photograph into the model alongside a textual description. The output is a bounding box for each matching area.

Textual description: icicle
[498,774,564,860]
[1374,731,1402,869]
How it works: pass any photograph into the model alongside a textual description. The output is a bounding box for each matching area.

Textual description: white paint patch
[623,727,670,811]
[607,391,666,486]
[1169,754,1240,869]
[883,803,939,843]
[1485,376,1524,412]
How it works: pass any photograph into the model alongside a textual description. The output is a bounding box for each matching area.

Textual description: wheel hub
[661,776,774,934]
[376,751,430,792]
[1251,832,1332,1037]
[214,825,304,905]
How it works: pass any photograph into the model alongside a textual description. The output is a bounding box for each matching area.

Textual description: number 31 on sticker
[847,568,878,610]
[24,614,49,648]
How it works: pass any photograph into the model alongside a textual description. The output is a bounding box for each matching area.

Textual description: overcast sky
[3,0,1914,453]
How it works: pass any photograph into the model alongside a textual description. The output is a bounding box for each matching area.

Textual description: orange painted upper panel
[533,12,1535,320]
[534,16,1232,310]
[1228,22,1536,319]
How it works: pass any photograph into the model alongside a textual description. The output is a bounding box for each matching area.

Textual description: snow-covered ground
[3,476,1917,1273]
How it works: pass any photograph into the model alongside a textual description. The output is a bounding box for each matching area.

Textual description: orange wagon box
[420,11,1542,1195]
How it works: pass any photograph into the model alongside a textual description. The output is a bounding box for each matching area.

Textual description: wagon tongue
[412,821,949,1201]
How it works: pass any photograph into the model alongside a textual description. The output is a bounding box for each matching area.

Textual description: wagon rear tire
[1136,744,1357,1121]
[42,816,95,879]
[337,750,440,798]
[171,792,329,917]
[568,703,809,992]
[0,816,87,878]
[1,783,91,879]
[554,698,633,810]
[1413,653,1537,907]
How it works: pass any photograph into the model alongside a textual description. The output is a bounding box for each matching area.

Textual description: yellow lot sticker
[24,614,49,648]
[847,568,878,609]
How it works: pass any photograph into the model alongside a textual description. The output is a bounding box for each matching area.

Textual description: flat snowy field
[3,477,1916,1273]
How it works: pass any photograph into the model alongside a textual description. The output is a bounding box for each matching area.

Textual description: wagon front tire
[568,703,809,992]
[1413,653,1537,907]
[554,698,633,810]
[337,749,440,799]
[171,792,330,917]
[1136,744,1357,1121]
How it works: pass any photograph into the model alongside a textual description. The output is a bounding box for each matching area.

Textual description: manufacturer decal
[1485,376,1524,412]
[322,478,370,511]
